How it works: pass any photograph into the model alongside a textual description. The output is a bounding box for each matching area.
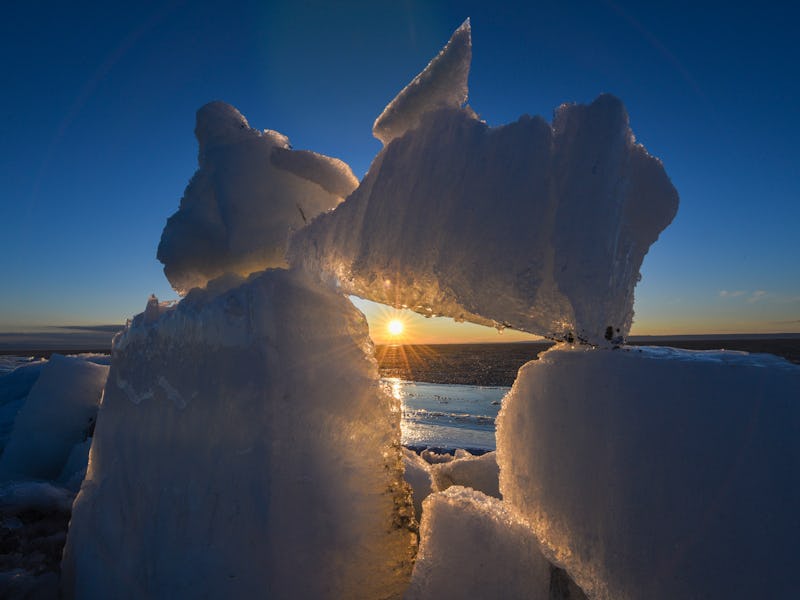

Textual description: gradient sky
[2,0,798,342]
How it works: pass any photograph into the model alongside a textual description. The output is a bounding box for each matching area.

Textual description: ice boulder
[292,93,677,344]
[407,486,573,600]
[429,449,500,498]
[157,101,358,294]
[0,354,107,482]
[62,268,416,599]
[497,344,800,600]
[373,19,471,145]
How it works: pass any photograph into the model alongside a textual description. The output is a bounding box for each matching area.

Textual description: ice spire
[372,18,472,145]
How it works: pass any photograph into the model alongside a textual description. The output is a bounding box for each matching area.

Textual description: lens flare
[388,319,404,336]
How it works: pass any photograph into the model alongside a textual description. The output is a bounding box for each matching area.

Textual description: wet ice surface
[386,378,507,452]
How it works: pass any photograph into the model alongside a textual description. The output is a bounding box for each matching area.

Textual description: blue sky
[2,0,798,338]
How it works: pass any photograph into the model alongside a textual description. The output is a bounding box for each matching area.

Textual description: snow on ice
[497,344,800,599]
[291,24,678,345]
[157,101,357,295]
[62,270,416,599]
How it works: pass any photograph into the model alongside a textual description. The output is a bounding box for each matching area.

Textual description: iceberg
[62,269,416,599]
[157,102,358,294]
[291,31,678,344]
[497,345,800,599]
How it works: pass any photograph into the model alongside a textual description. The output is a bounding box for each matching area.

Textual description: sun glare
[388,319,404,336]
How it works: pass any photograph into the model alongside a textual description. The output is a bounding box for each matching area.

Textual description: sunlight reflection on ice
[387,378,507,451]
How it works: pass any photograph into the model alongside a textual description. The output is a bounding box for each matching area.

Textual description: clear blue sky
[2,0,798,338]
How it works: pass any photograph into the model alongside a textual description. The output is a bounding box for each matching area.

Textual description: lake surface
[384,378,508,452]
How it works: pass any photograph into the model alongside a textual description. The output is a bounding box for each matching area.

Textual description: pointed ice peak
[373,18,472,145]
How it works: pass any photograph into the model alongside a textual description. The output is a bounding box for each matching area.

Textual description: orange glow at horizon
[352,296,542,345]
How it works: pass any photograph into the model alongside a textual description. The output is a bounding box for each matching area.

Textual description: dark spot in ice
[549,564,589,599]
[83,416,96,441]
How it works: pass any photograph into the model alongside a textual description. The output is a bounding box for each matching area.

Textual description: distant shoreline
[375,338,800,386]
[0,348,113,359]
[2,336,798,382]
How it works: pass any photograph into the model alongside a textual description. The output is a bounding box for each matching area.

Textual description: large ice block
[497,344,800,599]
[157,102,357,294]
[62,269,416,599]
[291,95,678,345]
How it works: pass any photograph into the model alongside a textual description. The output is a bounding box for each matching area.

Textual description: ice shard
[62,269,416,599]
[157,102,358,295]
[291,94,678,345]
[373,19,472,145]
[497,345,800,599]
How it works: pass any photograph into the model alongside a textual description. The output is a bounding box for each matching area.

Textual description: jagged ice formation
[62,270,416,599]
[157,101,358,295]
[290,23,678,345]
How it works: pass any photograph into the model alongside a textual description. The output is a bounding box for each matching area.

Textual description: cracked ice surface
[157,101,358,295]
[62,269,416,599]
[291,95,678,345]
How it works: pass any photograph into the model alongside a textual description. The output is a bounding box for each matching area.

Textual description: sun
[387,319,404,336]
